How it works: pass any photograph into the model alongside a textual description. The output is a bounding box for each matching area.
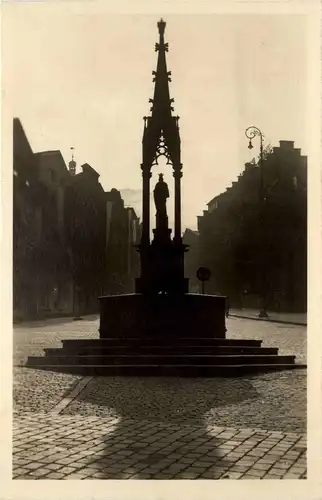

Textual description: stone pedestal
[99,293,226,339]
[136,237,189,295]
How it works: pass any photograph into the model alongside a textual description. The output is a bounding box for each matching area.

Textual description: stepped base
[25,363,306,377]
[25,336,305,377]
[24,293,303,378]
[28,354,296,366]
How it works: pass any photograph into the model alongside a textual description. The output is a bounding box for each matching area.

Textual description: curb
[229,314,307,327]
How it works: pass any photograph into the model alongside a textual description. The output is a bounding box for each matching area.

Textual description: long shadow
[62,376,260,479]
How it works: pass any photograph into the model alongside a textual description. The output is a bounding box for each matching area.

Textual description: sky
[3,6,308,230]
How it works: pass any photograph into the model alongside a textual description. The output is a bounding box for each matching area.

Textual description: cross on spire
[150,18,173,118]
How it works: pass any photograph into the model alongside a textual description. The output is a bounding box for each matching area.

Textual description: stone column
[173,167,182,242]
[141,165,151,244]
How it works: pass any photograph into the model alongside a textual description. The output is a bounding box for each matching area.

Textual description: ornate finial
[157,18,166,35]
[70,146,75,161]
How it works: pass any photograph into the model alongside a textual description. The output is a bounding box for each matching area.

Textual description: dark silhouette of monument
[135,18,188,295]
[26,19,304,376]
[98,18,225,339]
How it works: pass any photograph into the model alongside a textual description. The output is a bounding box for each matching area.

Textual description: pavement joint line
[49,376,93,415]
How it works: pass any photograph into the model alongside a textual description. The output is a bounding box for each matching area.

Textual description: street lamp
[245,126,268,318]
[69,146,83,321]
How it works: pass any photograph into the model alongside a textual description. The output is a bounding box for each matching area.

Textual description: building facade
[104,190,140,295]
[13,119,140,320]
[198,140,307,312]
[64,163,107,315]
[13,119,44,320]
[34,150,74,316]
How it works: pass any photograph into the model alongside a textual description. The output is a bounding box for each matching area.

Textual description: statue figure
[153,173,169,217]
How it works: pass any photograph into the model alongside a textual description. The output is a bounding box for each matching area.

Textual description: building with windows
[13,119,44,320]
[34,150,74,315]
[104,190,140,295]
[13,119,140,320]
[198,140,307,312]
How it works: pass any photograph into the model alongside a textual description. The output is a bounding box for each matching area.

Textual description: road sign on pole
[196,267,211,295]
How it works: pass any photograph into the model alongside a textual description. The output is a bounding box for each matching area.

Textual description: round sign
[196,267,211,282]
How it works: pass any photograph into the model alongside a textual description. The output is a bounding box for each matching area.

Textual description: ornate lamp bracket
[245,126,263,150]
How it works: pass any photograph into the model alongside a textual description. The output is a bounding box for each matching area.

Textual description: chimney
[279,140,295,150]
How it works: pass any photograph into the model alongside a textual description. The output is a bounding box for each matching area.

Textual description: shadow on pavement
[62,376,260,479]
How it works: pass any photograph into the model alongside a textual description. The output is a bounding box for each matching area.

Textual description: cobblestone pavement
[13,414,306,480]
[13,368,82,414]
[62,371,306,433]
[13,316,307,479]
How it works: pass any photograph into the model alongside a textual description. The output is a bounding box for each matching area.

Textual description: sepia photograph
[1,1,320,492]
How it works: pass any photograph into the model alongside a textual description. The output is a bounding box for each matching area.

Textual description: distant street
[13,316,306,479]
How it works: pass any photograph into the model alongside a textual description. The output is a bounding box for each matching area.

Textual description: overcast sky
[4,6,308,230]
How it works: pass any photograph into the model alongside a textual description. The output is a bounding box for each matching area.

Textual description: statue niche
[153,173,169,217]
[153,173,170,235]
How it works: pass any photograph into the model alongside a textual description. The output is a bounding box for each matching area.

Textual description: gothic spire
[150,18,174,117]
[142,19,181,170]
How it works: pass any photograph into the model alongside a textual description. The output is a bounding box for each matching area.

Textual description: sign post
[196,267,211,295]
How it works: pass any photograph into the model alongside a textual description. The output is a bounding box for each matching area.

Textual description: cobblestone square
[13,315,307,480]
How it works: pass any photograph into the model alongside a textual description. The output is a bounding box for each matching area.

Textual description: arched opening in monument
[150,155,175,238]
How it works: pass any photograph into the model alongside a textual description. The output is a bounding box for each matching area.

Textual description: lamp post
[69,146,83,321]
[245,126,268,318]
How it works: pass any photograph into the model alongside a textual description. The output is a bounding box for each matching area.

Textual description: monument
[99,18,226,339]
[134,18,188,296]
[26,19,304,376]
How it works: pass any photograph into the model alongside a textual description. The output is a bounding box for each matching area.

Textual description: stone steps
[25,336,305,377]
[24,363,306,377]
[44,345,278,356]
[61,337,263,348]
[27,354,295,366]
